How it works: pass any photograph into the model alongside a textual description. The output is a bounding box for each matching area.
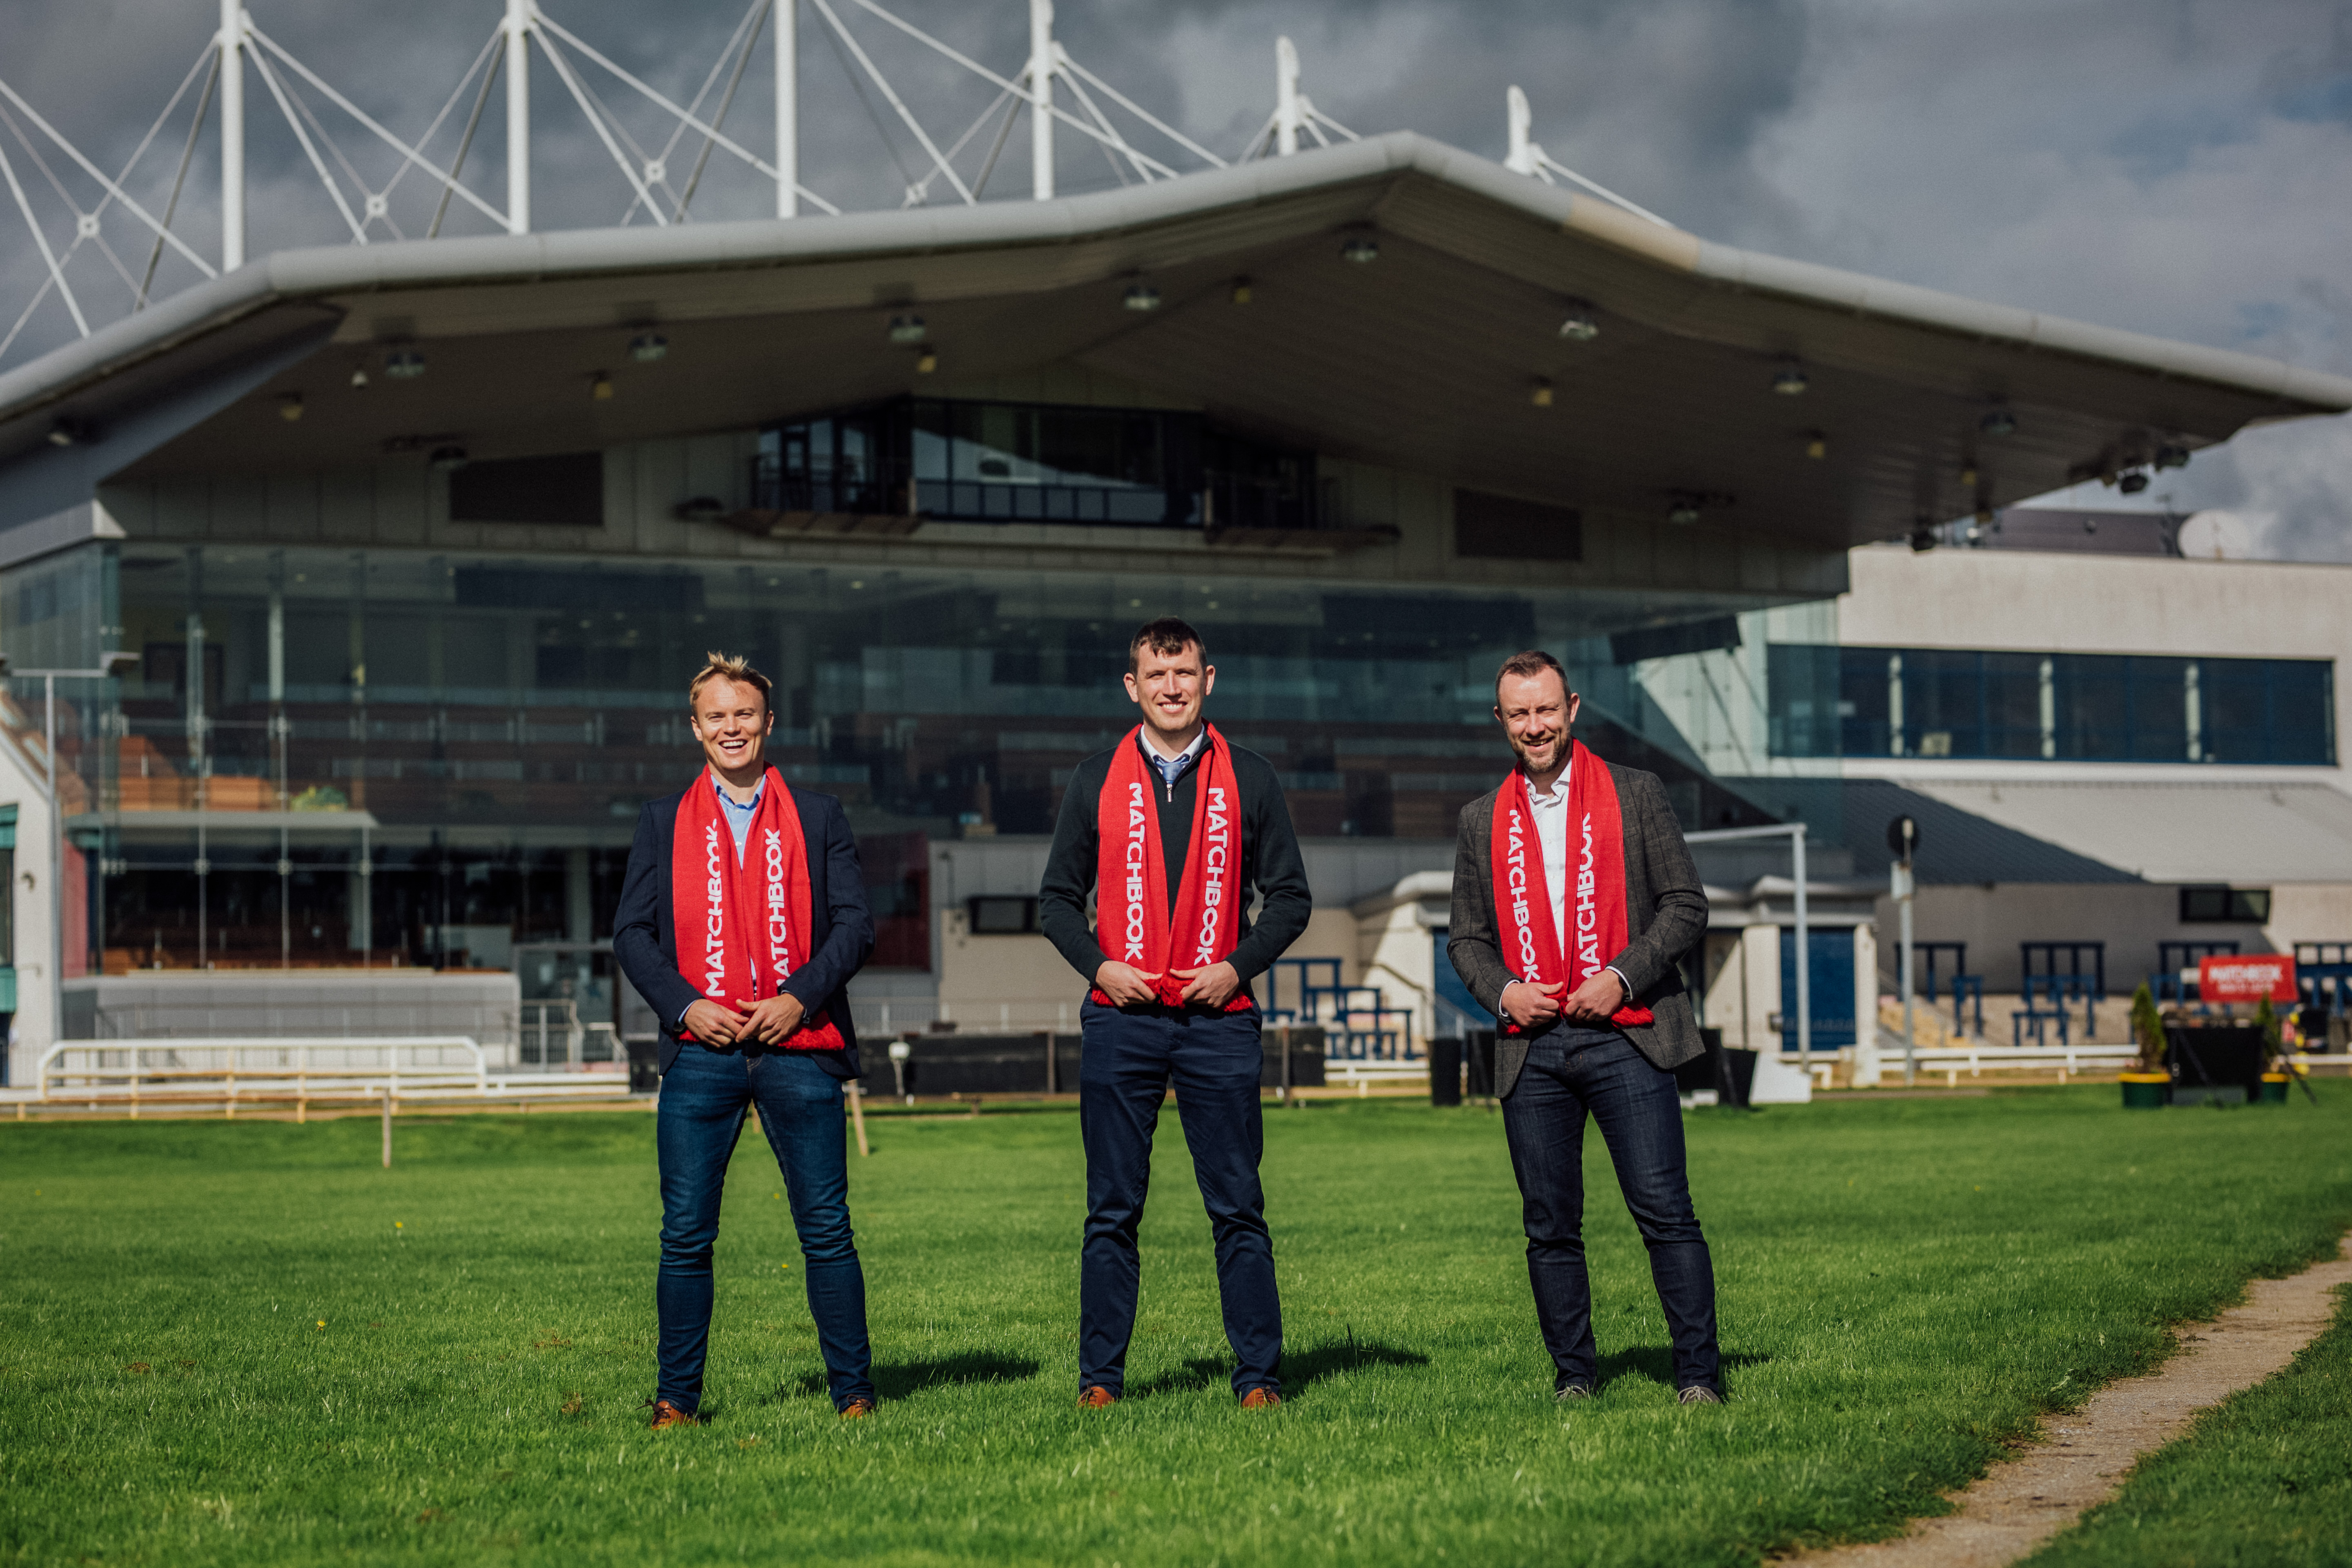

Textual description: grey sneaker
[1677,1385,1723,1406]
[1554,1383,1592,1403]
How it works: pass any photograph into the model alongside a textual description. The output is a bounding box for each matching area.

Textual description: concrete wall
[0,719,59,1083]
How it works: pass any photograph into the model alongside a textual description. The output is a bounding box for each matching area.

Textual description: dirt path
[1786,1233,2352,1568]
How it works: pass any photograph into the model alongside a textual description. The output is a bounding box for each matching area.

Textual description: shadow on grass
[781,1351,1041,1403]
[1597,1345,1772,1392]
[1129,1337,1430,1399]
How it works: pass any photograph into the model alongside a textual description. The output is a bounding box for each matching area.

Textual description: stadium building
[2,129,2348,1077]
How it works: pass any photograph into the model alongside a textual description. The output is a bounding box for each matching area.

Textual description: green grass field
[2,1088,2348,1567]
[2023,1267,2352,1568]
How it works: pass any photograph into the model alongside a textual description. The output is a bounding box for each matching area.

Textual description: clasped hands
[1093,958,1243,1010]
[682,993,806,1048]
[1499,970,1626,1031]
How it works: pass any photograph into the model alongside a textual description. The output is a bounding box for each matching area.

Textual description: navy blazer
[612,779,874,1078]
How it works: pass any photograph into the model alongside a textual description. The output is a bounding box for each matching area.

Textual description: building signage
[2197,954,2297,1004]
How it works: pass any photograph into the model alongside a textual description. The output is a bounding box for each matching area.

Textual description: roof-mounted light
[629,333,669,363]
[886,314,928,344]
[1122,283,1162,312]
[1339,236,1379,264]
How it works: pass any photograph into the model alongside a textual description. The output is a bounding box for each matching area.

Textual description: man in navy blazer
[614,653,877,1428]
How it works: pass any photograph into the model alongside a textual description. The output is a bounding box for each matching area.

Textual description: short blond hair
[687,651,774,713]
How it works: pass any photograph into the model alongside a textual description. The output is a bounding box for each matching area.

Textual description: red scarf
[1091,726,1251,1011]
[671,766,844,1051]
[1490,741,1654,1036]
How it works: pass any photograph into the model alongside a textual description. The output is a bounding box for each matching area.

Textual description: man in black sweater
[1038,617,1312,1409]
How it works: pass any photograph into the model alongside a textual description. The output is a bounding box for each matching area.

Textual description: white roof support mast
[1027,0,1054,200]
[1502,83,1671,229]
[504,0,531,232]
[1275,36,1301,157]
[218,0,245,268]
[775,0,797,216]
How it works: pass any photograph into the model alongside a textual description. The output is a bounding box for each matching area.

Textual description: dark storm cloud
[2,0,2347,556]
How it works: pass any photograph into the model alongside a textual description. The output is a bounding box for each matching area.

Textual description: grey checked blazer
[1448,762,1710,1098]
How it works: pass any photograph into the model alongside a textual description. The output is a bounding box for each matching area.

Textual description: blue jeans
[655,1043,873,1413]
[1501,1030,1720,1394]
[1078,999,1281,1397]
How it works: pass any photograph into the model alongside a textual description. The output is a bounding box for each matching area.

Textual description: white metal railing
[24,1036,628,1117]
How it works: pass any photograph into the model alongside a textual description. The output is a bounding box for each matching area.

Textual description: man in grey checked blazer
[1448,649,1723,1405]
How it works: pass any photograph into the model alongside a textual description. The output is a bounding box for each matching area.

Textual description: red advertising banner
[2198,954,2297,1004]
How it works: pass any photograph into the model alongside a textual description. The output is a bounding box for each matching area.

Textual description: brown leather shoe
[1238,1387,1282,1410]
[646,1398,701,1430]
[1076,1385,1119,1408]
[838,1397,876,1420]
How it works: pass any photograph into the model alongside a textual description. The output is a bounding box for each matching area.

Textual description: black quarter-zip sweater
[1038,732,1314,990]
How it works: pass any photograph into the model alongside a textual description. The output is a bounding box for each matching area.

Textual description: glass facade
[1769,646,2335,765]
[753,398,1321,531]
[6,540,1780,978]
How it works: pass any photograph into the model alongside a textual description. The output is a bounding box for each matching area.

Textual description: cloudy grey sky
[3,0,2348,556]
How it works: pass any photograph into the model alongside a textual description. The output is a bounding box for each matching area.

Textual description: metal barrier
[18,1037,628,1118]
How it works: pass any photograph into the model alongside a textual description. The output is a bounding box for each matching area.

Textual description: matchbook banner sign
[2197,954,2297,1004]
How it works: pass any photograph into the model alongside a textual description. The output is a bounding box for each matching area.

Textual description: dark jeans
[1501,1030,1720,1394]
[656,1042,873,1413]
[1078,999,1281,1396]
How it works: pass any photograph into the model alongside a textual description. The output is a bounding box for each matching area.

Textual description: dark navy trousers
[655,1042,874,1414]
[1078,998,1282,1397]
[1501,1029,1721,1394]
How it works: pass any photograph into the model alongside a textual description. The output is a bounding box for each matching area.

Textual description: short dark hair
[1129,617,1206,673]
[1494,648,1568,702]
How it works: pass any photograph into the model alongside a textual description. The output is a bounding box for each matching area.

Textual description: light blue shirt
[716,775,764,862]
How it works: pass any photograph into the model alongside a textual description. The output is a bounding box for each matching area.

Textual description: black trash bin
[1466,1029,1497,1099]
[625,1038,662,1095]
[1428,1037,1463,1106]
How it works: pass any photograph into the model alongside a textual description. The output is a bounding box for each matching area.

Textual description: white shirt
[1138,728,1208,795]
[1520,770,1634,1004]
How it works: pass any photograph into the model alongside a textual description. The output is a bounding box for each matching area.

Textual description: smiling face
[691,676,775,784]
[1495,666,1580,780]
[1124,639,1215,745]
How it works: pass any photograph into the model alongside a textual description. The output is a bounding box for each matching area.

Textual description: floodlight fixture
[590,372,614,401]
[1529,380,1554,408]
[1558,307,1599,342]
[629,333,669,363]
[384,349,426,380]
[2118,471,2149,494]
[915,351,938,375]
[1339,236,1379,264]
[278,394,304,422]
[1978,408,2017,437]
[1804,433,1828,460]
[886,314,928,344]
[47,417,91,447]
[427,445,469,471]
[2154,444,2191,470]
[1771,365,1809,396]
[1122,283,1163,312]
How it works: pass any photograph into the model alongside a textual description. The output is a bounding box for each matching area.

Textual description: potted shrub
[2121,981,2171,1108]
[2256,996,2292,1104]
